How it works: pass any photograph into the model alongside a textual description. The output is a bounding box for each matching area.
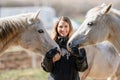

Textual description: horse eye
[38,29,44,33]
[87,22,94,26]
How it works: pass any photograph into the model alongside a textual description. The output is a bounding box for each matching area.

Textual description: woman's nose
[61,28,64,31]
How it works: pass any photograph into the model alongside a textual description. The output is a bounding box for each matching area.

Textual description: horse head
[0,10,60,55]
[67,3,112,50]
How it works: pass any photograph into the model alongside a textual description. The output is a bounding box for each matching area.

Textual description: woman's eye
[87,22,94,26]
[59,26,63,28]
[65,26,68,28]
[38,29,44,33]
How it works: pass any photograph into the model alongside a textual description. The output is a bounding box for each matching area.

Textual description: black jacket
[41,37,88,80]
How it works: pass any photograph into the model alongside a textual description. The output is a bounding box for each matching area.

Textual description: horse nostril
[68,42,72,48]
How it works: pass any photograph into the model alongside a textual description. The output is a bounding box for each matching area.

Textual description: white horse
[0,10,59,55]
[80,41,120,80]
[67,3,120,80]
[67,3,120,56]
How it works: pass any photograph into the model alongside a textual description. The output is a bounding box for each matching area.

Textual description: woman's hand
[46,47,59,59]
[53,52,61,62]
[45,47,61,62]
[71,47,80,57]
[71,47,86,59]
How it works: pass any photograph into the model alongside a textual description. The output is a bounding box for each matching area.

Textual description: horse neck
[0,18,25,53]
[0,35,19,54]
[106,11,120,54]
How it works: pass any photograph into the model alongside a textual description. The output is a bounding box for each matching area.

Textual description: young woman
[41,16,88,80]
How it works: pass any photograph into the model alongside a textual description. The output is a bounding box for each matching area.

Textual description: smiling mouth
[61,32,66,35]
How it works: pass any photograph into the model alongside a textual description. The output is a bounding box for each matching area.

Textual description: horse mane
[86,4,120,18]
[110,8,120,18]
[0,13,32,44]
[86,5,104,18]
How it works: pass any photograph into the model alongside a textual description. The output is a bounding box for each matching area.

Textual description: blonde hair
[52,16,73,42]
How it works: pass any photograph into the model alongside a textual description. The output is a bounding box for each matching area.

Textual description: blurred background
[0,0,120,80]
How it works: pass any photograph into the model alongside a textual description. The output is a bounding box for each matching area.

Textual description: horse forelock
[86,5,106,18]
[86,5,120,18]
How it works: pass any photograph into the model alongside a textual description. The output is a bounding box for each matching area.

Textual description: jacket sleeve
[41,56,54,72]
[75,48,88,72]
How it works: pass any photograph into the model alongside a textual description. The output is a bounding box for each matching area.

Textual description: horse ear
[32,9,40,20]
[101,4,112,15]
[27,9,40,24]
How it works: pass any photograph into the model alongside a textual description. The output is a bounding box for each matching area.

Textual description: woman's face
[57,20,70,37]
